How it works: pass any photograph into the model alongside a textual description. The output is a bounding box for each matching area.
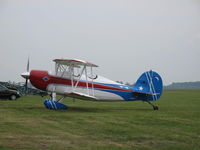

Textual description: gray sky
[0,0,200,85]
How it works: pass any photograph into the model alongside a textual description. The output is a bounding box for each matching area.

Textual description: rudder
[132,70,163,101]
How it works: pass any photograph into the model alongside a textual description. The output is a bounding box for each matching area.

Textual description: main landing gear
[44,93,68,110]
[146,101,159,110]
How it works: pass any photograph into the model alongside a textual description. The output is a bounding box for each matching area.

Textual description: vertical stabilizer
[132,70,163,101]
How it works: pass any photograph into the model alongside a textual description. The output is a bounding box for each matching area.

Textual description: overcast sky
[0,0,200,85]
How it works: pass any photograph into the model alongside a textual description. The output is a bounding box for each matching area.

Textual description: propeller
[25,58,29,92]
[21,58,30,94]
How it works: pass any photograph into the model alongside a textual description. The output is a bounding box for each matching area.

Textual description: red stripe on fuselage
[49,75,131,92]
[30,70,131,92]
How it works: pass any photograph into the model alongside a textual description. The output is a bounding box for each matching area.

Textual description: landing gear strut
[57,96,66,102]
[146,101,159,110]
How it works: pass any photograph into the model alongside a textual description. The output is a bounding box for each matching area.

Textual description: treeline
[164,81,200,90]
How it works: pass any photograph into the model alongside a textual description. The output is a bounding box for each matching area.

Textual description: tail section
[132,70,163,101]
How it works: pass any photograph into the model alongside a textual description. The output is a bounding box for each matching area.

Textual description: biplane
[21,58,163,110]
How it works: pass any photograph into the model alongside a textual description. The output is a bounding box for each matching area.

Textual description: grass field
[0,90,200,150]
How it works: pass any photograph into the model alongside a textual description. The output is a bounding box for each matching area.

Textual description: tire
[10,95,17,100]
[153,106,159,110]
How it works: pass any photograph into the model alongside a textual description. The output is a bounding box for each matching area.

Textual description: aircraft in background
[21,58,163,110]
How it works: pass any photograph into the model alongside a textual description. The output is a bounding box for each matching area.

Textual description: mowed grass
[0,90,200,150]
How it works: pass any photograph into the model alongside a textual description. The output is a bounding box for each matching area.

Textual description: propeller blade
[25,79,28,93]
[27,57,29,72]
[23,57,30,94]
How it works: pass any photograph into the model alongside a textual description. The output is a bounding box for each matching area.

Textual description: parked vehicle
[0,84,21,100]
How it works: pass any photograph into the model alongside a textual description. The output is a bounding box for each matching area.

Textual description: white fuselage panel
[47,84,123,101]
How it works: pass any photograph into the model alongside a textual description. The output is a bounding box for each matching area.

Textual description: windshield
[0,84,8,91]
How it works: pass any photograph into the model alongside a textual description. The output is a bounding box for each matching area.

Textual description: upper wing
[53,58,98,67]
[65,91,98,101]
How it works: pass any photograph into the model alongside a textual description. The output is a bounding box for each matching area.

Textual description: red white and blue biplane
[21,58,163,110]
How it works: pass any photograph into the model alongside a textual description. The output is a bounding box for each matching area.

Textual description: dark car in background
[0,84,21,100]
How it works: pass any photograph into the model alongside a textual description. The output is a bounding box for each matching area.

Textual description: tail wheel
[146,101,159,110]
[10,95,17,100]
[153,106,159,110]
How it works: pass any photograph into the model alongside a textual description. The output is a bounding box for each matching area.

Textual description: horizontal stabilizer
[132,90,160,96]
[66,92,98,101]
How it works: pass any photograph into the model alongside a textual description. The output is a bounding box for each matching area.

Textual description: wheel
[10,95,17,100]
[153,106,158,110]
